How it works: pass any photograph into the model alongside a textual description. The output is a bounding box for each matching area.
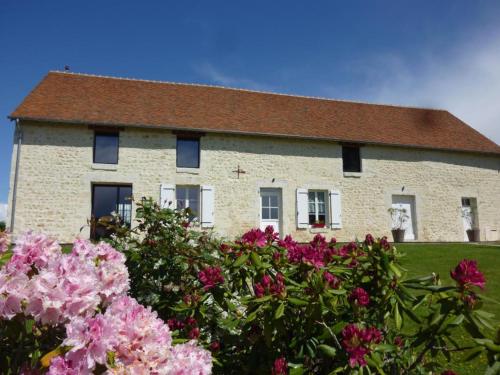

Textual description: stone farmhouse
[6,71,500,243]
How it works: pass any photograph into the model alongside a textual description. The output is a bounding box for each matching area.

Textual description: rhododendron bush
[107,199,500,374]
[0,230,212,374]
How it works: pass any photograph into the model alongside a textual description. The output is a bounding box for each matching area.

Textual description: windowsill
[177,167,200,175]
[343,171,362,178]
[92,163,118,171]
[310,227,330,233]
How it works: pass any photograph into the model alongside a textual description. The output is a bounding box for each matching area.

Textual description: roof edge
[12,116,500,156]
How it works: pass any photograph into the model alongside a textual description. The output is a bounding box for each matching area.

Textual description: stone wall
[7,121,500,243]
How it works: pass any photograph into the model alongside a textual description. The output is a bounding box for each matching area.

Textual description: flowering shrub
[0,231,211,374]
[107,199,500,374]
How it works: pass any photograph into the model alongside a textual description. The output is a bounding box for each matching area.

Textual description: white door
[391,195,416,240]
[260,189,281,234]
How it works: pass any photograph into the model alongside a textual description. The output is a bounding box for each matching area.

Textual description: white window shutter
[201,185,215,228]
[160,184,176,209]
[329,189,342,229]
[296,188,309,229]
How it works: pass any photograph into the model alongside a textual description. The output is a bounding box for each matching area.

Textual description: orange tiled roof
[10,71,500,155]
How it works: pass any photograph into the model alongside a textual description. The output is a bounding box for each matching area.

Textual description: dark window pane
[177,138,200,168]
[92,186,117,220]
[309,214,316,225]
[94,133,119,164]
[342,146,361,172]
[92,184,132,240]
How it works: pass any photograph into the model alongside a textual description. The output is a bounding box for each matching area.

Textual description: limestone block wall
[7,121,500,243]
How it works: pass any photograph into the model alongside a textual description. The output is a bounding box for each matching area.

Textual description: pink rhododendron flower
[272,356,288,375]
[7,232,61,273]
[0,232,211,374]
[0,230,10,254]
[165,341,213,375]
[451,259,485,290]
[198,266,224,290]
[240,228,267,247]
[342,324,382,367]
[348,287,370,307]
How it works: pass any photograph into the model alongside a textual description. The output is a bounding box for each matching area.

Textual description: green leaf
[250,252,262,268]
[394,304,402,330]
[253,295,272,303]
[318,344,337,358]
[374,344,397,353]
[232,253,249,268]
[275,302,285,319]
[288,297,309,306]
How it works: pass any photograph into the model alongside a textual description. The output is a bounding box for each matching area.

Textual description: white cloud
[0,203,7,222]
[194,62,273,92]
[333,32,500,144]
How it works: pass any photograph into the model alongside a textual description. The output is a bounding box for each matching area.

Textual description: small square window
[342,145,361,172]
[308,191,327,226]
[94,132,119,164]
[177,138,200,168]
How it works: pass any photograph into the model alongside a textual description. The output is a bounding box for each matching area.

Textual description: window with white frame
[176,186,200,219]
[308,190,327,226]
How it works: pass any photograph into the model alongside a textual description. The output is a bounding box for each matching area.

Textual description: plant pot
[466,229,480,242]
[391,229,405,243]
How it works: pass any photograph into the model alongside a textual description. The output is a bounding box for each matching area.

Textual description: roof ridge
[48,70,446,112]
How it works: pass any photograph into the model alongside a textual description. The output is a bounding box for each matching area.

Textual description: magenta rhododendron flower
[198,266,224,290]
[380,236,391,250]
[364,234,375,246]
[240,228,267,247]
[451,259,485,290]
[323,271,340,289]
[342,324,382,367]
[254,273,286,298]
[265,225,279,244]
[272,356,288,375]
[349,287,370,307]
[285,234,338,268]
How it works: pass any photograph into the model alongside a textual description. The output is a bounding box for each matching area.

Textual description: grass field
[398,242,500,374]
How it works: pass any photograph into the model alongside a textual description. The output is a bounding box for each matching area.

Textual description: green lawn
[398,242,500,374]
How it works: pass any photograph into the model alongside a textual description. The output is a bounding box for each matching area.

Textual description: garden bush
[108,199,500,374]
[2,200,500,374]
[0,229,212,374]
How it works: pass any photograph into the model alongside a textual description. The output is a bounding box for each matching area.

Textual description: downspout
[10,119,22,233]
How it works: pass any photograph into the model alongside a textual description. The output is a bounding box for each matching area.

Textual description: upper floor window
[177,137,200,168]
[94,131,119,164]
[342,145,361,172]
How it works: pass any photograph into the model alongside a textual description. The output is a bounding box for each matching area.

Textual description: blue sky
[1,0,500,208]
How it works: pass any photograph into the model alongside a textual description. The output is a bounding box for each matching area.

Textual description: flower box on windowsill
[311,223,326,228]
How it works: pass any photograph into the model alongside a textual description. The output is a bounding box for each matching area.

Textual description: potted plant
[461,208,479,242]
[388,207,409,243]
